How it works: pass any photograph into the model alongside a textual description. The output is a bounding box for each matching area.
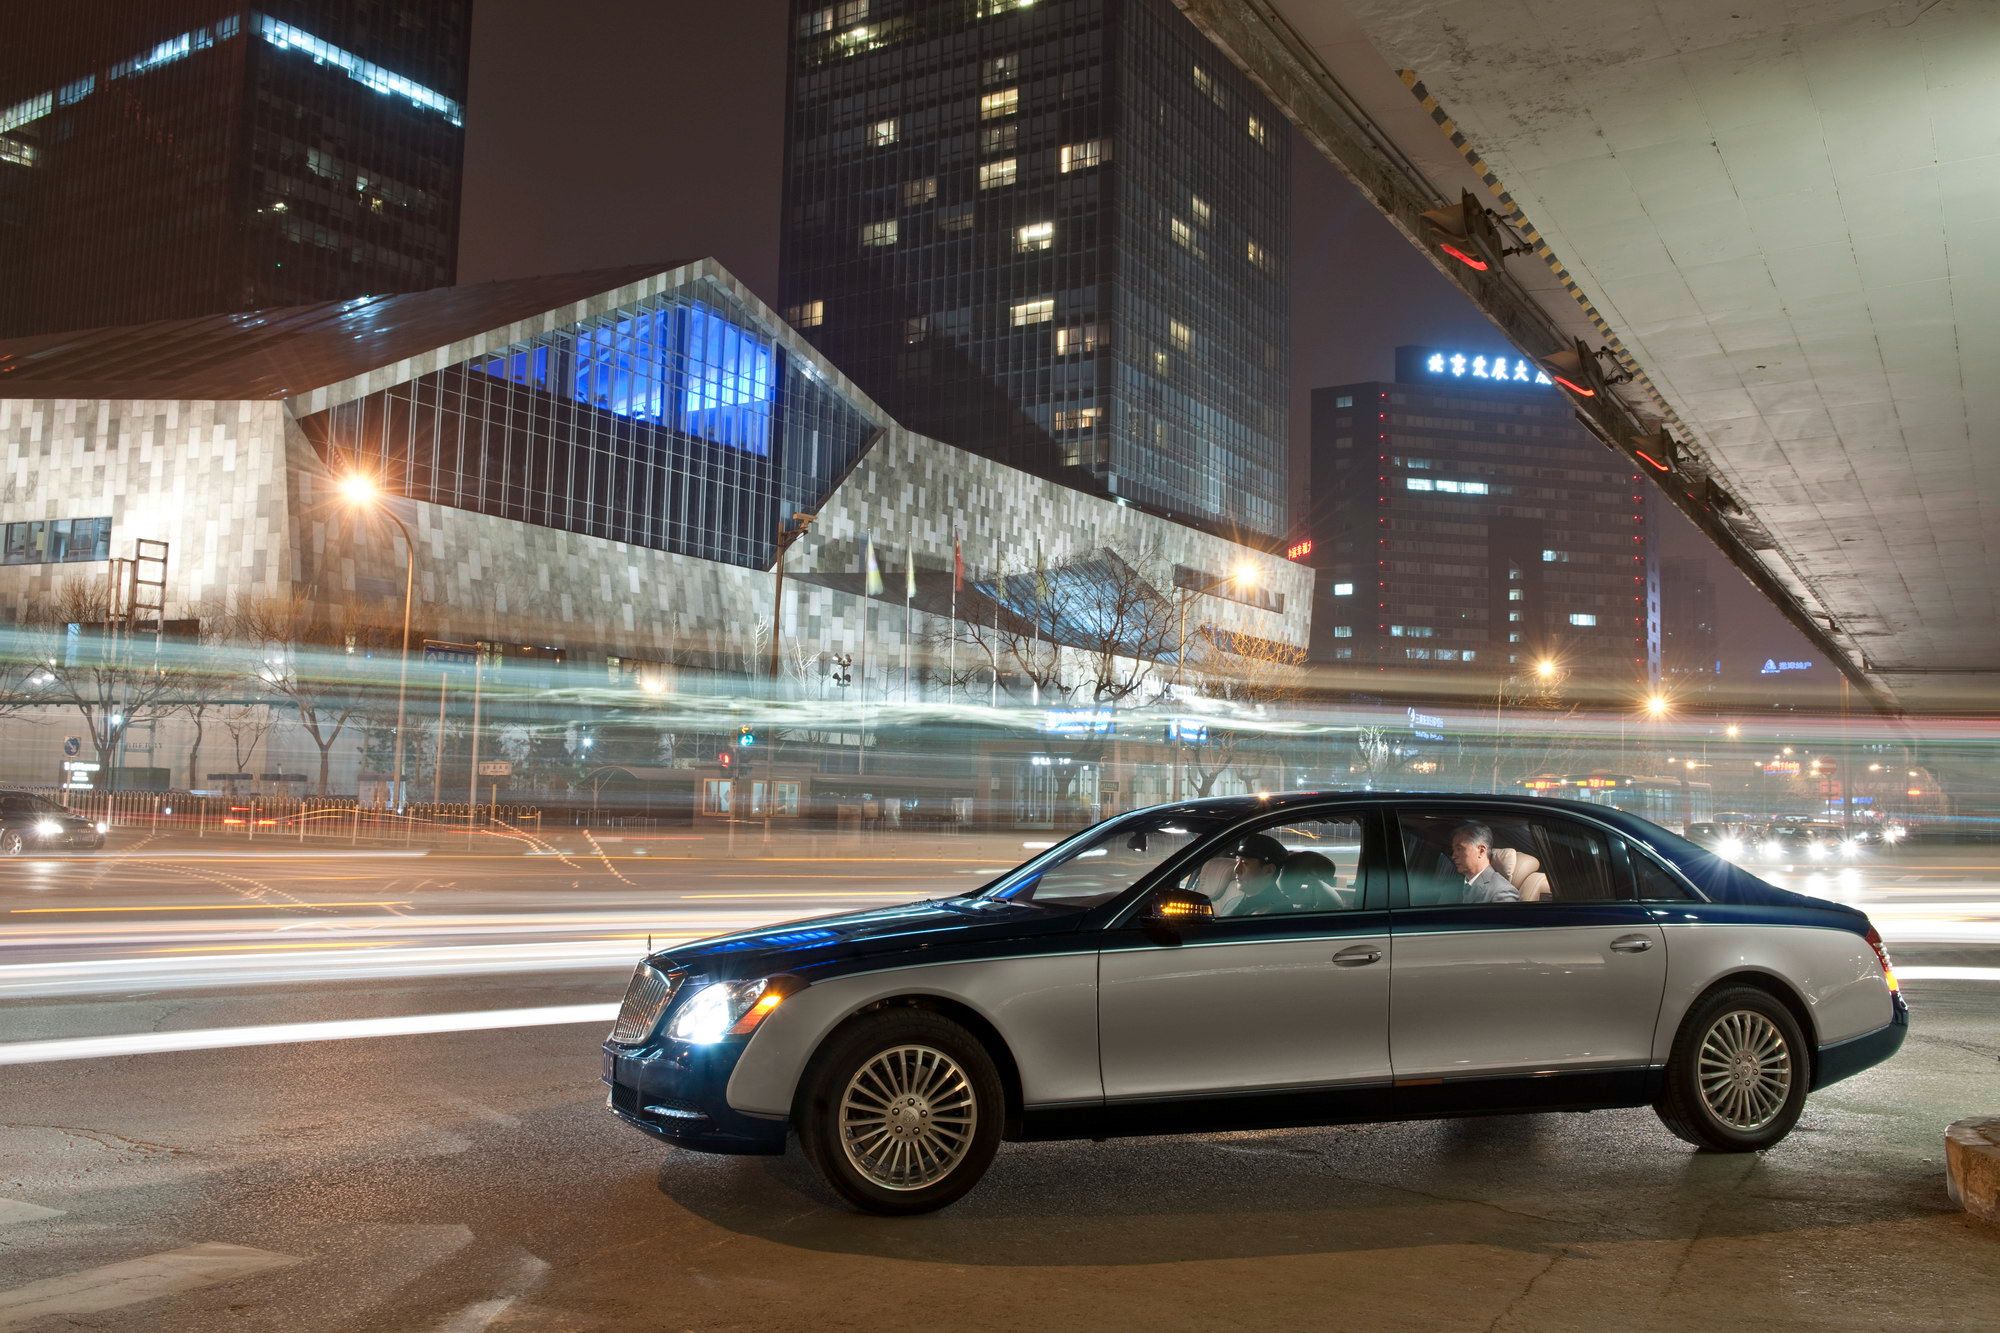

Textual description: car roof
[1156,790,1652,823]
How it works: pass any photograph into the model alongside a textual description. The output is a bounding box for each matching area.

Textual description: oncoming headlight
[1716,836,1743,859]
[95,821,109,835]
[1840,839,1859,858]
[668,978,790,1045]
[32,818,62,839]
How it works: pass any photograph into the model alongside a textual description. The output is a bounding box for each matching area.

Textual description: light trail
[10,901,411,914]
[0,1004,622,1066]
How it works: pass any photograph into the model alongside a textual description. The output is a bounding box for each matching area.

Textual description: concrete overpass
[1179,0,1997,712]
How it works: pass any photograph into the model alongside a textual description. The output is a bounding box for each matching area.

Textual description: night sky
[457,0,1825,694]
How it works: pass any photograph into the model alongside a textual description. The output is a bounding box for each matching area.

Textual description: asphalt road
[1,836,1997,1329]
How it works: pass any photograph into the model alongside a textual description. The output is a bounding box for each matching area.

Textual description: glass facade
[298,279,877,570]
[0,2,468,338]
[2,516,112,565]
[1306,350,1649,680]
[780,0,1289,540]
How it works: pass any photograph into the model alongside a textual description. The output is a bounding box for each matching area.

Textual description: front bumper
[1811,992,1910,1090]
[602,1038,787,1155]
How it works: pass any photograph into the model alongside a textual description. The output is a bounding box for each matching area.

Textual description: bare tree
[1180,628,1308,798]
[231,593,396,795]
[15,576,190,782]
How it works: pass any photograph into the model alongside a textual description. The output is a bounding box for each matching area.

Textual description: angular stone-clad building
[0,259,1309,686]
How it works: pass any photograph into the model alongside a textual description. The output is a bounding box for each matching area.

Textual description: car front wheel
[1656,985,1809,1151]
[0,829,23,855]
[796,1009,1003,1214]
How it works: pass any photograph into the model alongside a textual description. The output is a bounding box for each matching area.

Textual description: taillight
[1865,925,1898,992]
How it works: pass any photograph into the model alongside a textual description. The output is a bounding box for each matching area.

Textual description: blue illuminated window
[1570,613,1597,627]
[561,304,774,455]
[477,346,549,389]
[680,304,774,454]
[255,16,464,126]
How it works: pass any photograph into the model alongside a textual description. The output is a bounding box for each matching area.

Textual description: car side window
[1627,845,1696,901]
[1398,811,1620,906]
[0,795,33,817]
[1182,816,1367,918]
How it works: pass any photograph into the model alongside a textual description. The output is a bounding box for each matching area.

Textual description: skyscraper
[1305,345,1650,682]
[780,0,1290,540]
[0,2,470,338]
[1660,556,1720,684]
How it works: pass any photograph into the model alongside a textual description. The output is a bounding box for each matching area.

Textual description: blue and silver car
[603,794,1907,1213]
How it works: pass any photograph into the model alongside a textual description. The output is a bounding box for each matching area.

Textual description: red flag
[953,535,964,592]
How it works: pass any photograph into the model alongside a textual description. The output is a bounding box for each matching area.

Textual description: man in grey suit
[1450,822,1519,903]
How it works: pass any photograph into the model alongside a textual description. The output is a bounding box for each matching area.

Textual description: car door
[1387,806,1667,1084]
[1096,808,1392,1106]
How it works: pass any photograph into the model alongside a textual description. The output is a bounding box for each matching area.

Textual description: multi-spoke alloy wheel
[1656,985,1809,1152]
[1696,1010,1792,1131]
[838,1043,978,1190]
[799,1010,1003,1214]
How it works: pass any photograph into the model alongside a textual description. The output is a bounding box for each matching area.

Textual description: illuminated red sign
[1286,538,1314,561]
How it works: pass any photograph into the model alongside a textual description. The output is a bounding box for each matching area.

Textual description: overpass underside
[1178,0,2000,713]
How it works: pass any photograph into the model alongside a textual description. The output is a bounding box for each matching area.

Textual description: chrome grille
[609,964,677,1045]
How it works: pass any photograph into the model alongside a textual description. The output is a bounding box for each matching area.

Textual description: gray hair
[1451,821,1493,850]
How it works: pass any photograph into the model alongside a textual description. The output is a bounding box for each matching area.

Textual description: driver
[1224,832,1292,916]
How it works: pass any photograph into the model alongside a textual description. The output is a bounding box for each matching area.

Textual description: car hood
[645,897,1081,980]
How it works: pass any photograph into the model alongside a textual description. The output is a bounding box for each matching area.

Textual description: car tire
[1656,985,1809,1152]
[0,829,22,856]
[794,1009,1003,1215]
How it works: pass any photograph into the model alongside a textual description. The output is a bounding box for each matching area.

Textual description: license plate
[601,1049,617,1084]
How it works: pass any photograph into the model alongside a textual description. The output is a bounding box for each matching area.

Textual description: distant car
[1756,822,1860,864]
[603,794,1908,1213]
[1687,821,1760,860]
[0,791,107,854]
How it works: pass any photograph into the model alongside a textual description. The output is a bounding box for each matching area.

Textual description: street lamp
[340,471,415,811]
[1172,563,1257,799]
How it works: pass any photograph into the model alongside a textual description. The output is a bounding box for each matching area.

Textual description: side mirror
[1147,886,1214,922]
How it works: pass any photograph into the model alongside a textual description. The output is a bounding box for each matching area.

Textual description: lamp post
[1172,562,1257,801]
[339,473,414,811]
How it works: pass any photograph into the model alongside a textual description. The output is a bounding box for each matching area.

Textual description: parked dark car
[0,791,107,853]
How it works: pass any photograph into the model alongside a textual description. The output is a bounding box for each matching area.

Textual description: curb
[1945,1117,2000,1223]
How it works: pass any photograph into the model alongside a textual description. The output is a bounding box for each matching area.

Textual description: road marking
[0,1242,298,1327]
[1899,966,2000,982]
[10,901,411,915]
[0,1198,63,1226]
[146,942,409,954]
[32,850,428,861]
[0,1004,620,1067]
[680,891,923,900]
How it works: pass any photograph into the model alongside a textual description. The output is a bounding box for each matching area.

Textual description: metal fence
[16,788,546,848]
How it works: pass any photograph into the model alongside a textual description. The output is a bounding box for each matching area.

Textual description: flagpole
[948,527,958,707]
[903,526,913,703]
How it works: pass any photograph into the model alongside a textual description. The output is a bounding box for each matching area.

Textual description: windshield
[1,793,70,817]
[973,811,1226,911]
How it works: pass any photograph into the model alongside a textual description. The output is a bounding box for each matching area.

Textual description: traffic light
[716,750,734,771]
[737,724,757,748]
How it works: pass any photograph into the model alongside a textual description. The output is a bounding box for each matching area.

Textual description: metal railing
[13,788,546,848]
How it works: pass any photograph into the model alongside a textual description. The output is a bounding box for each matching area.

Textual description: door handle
[1332,945,1383,966]
[1609,934,1653,954]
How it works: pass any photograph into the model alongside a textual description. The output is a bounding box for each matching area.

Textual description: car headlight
[32,819,62,839]
[667,978,789,1045]
[1807,841,1828,859]
[1761,841,1782,861]
[1839,839,1858,857]
[95,821,109,835]
[1717,836,1743,859]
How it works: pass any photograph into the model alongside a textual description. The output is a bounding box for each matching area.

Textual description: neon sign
[1423,350,1552,387]
[1759,659,1813,674]
[1286,538,1313,560]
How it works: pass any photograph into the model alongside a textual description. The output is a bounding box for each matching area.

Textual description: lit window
[1335,647,1354,660]
[1570,613,1598,627]
[1390,626,1434,639]
[1055,323,1104,355]
[787,300,824,328]
[860,219,898,247]
[1508,588,1523,601]
[1248,114,1266,145]
[1543,549,1569,562]
[1053,406,1100,432]
[1406,477,1433,492]
[1191,196,1211,227]
[939,204,974,232]
[1508,611,1522,622]
[979,158,1017,189]
[905,315,929,344]
[1508,632,1521,643]
[1016,220,1054,252]
[870,118,899,147]
[1060,139,1108,172]
[1334,394,1353,408]
[980,88,1018,119]
[983,54,1017,83]
[1405,648,1431,661]
[255,16,460,125]
[1171,217,1193,249]
[1011,297,1055,327]
[1193,63,1225,106]
[1333,626,1353,638]
[1437,649,1460,662]
[1463,650,1477,662]
[837,0,868,24]
[799,7,833,36]
[1332,582,1353,596]
[1169,319,1191,353]
[902,177,937,207]
[1246,240,1268,270]
[977,0,1033,16]
[982,124,1018,153]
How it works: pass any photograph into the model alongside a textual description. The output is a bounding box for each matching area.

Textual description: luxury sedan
[603,794,1907,1213]
[0,790,107,854]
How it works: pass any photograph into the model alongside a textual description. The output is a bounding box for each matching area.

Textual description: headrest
[1490,847,1542,888]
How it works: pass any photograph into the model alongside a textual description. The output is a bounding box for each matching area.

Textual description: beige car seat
[1489,847,1552,902]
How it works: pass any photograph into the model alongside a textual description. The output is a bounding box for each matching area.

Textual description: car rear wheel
[1656,985,1808,1151]
[795,1010,1003,1214]
[0,829,23,855]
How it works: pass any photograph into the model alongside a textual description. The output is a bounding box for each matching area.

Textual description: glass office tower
[780,0,1289,541]
[1306,346,1651,682]
[0,1,469,337]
